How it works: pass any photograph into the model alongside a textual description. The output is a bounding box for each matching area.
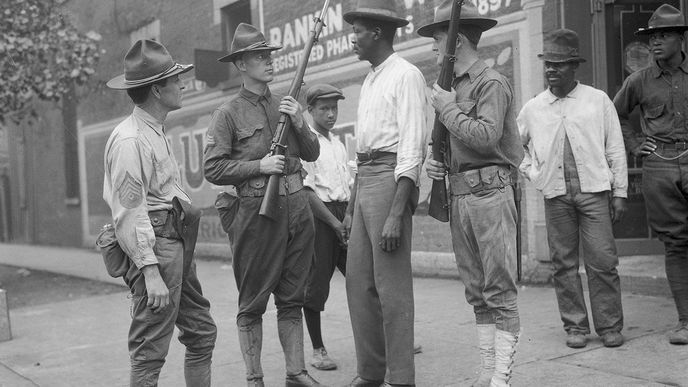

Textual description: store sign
[265,0,521,74]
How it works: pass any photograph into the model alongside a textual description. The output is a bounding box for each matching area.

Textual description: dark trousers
[450,186,520,333]
[125,236,217,386]
[643,151,688,322]
[346,158,415,384]
[304,201,348,311]
[544,178,623,335]
[228,189,315,327]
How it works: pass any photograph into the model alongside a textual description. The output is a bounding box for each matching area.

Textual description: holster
[95,197,201,278]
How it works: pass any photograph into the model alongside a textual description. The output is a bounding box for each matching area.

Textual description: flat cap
[306,83,345,106]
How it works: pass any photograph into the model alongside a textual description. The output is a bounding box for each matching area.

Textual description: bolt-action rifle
[259,0,331,220]
[428,0,464,222]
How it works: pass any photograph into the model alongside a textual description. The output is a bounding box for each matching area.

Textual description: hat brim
[416,18,498,37]
[343,11,409,27]
[308,92,345,105]
[107,63,194,90]
[218,45,283,63]
[635,25,688,35]
[537,54,586,63]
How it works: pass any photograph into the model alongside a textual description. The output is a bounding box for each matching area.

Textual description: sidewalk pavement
[0,243,686,386]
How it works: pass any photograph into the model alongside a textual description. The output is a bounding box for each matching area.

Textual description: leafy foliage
[0,0,101,124]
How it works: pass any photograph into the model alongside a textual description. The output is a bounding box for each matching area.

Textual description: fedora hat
[537,28,586,63]
[636,4,688,35]
[306,83,345,106]
[343,0,409,27]
[107,39,193,90]
[417,0,497,37]
[218,23,282,63]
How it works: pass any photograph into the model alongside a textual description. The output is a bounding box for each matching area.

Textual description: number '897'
[471,0,513,15]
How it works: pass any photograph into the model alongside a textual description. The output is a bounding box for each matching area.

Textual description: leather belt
[148,208,179,239]
[236,172,304,197]
[356,151,396,164]
[449,165,514,195]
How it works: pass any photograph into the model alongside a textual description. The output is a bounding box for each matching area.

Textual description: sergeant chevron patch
[118,172,143,209]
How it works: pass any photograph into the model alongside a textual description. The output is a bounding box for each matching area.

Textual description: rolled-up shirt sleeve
[106,138,157,269]
[395,69,428,184]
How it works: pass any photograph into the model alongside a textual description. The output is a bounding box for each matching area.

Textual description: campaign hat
[417,0,497,37]
[636,4,688,35]
[218,23,282,63]
[343,0,409,27]
[306,84,345,106]
[106,39,193,90]
[537,28,586,63]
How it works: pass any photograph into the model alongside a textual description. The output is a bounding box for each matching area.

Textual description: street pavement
[0,243,686,386]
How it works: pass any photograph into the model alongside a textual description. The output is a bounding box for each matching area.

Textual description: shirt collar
[371,52,398,73]
[133,106,164,136]
[544,82,580,104]
[239,85,272,106]
[650,52,688,78]
[456,59,489,83]
[309,124,331,141]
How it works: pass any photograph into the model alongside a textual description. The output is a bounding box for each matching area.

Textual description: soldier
[613,4,688,345]
[102,39,217,386]
[519,29,627,349]
[203,23,323,386]
[342,0,428,385]
[420,1,523,386]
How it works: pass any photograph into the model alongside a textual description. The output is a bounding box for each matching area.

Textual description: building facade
[3,0,685,279]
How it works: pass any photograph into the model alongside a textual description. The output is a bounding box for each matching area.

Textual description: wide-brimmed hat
[218,23,282,63]
[537,28,586,63]
[636,4,688,35]
[306,84,345,106]
[417,0,497,37]
[107,39,193,90]
[343,0,409,27]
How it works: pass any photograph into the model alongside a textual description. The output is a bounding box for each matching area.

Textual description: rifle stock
[259,0,331,220]
[427,0,463,222]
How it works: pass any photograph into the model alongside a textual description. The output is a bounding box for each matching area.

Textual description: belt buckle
[357,151,373,163]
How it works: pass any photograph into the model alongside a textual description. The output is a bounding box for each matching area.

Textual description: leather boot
[472,324,495,387]
[238,323,264,384]
[490,329,519,387]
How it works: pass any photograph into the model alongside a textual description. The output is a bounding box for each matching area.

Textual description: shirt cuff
[134,250,159,269]
[612,189,627,199]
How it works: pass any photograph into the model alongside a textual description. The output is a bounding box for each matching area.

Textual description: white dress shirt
[355,53,428,184]
[302,127,352,202]
[518,83,628,199]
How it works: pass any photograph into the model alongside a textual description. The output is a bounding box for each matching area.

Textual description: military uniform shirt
[614,55,688,150]
[438,59,524,172]
[204,86,319,187]
[103,106,190,269]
